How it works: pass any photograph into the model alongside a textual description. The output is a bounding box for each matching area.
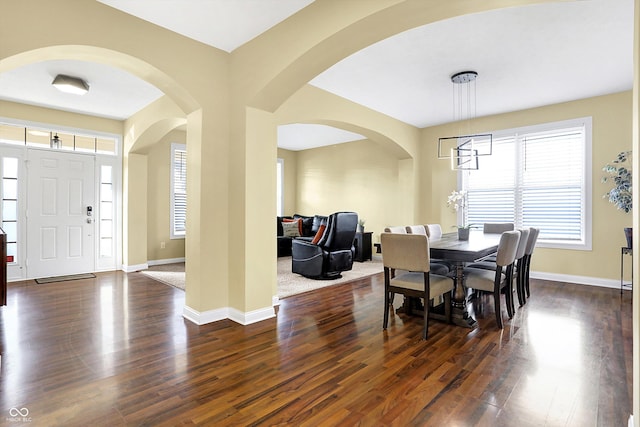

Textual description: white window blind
[171,143,186,238]
[463,118,591,249]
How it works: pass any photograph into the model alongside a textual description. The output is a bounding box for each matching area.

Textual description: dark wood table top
[429,231,501,263]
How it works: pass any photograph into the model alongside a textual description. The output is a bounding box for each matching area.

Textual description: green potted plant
[357,219,365,233]
[447,190,471,240]
[602,150,632,247]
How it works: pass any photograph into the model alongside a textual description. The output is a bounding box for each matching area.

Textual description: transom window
[461,117,592,250]
[0,122,118,155]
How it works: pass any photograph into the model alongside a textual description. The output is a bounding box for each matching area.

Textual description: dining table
[429,230,501,328]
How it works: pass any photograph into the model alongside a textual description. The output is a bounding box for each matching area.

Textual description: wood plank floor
[0,270,633,426]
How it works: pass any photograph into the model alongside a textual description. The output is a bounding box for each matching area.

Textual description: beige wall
[146,130,186,261]
[0,100,123,136]
[277,148,298,216]
[293,139,412,241]
[421,91,633,282]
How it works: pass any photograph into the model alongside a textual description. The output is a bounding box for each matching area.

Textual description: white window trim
[170,143,187,239]
[277,158,284,217]
[460,116,592,251]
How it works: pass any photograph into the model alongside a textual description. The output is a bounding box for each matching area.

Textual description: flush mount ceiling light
[437,71,492,170]
[52,74,89,95]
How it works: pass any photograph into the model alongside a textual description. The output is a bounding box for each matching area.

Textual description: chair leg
[516,266,525,307]
[525,256,532,298]
[383,293,390,330]
[444,291,452,324]
[422,274,430,340]
[383,270,390,330]
[494,286,503,329]
[506,280,514,319]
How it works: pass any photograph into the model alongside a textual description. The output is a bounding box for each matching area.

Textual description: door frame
[0,120,122,281]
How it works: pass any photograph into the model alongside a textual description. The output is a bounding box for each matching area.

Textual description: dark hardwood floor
[0,270,633,426]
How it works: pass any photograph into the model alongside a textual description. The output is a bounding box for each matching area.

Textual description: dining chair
[380,233,454,340]
[423,224,454,271]
[463,230,520,329]
[479,223,515,263]
[384,226,407,234]
[483,223,515,233]
[405,225,450,276]
[512,228,529,308]
[405,225,427,235]
[468,228,529,310]
[523,227,540,299]
[425,224,444,239]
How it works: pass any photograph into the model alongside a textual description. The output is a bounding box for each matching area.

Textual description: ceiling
[0,0,634,151]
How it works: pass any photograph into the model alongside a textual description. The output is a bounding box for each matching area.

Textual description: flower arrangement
[447,190,469,228]
[602,150,632,213]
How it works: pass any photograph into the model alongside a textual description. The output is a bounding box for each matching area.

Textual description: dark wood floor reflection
[0,270,633,426]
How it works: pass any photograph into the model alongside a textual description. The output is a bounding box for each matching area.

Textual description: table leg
[451,262,477,328]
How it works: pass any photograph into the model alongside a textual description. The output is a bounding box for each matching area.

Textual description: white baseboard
[628,414,633,427]
[229,306,276,325]
[148,257,185,266]
[122,262,148,273]
[183,305,275,326]
[273,295,280,306]
[530,270,621,289]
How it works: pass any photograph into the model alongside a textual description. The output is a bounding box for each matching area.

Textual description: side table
[621,246,632,294]
[354,232,373,262]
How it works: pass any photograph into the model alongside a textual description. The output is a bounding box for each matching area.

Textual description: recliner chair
[292,212,358,279]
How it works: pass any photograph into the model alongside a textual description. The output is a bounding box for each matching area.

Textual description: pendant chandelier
[437,71,492,170]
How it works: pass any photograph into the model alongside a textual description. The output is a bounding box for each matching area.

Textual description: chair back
[515,228,530,260]
[525,227,540,256]
[484,223,515,234]
[405,225,427,236]
[381,233,431,273]
[495,231,521,267]
[425,224,443,239]
[319,212,358,249]
[384,226,407,234]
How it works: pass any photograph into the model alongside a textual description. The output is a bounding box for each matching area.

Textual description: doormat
[35,273,96,284]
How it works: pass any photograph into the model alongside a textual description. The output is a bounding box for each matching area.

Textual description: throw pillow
[282,218,303,235]
[282,221,301,237]
[311,224,326,244]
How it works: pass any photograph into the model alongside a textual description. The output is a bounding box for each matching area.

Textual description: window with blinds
[462,117,592,250]
[171,143,187,239]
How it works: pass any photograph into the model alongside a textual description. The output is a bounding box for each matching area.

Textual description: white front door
[26,149,95,278]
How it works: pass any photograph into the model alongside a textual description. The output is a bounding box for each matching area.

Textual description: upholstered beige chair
[384,226,407,234]
[405,225,427,235]
[483,223,514,233]
[463,230,520,329]
[468,228,529,311]
[480,223,515,263]
[380,233,454,340]
[422,224,453,271]
[405,225,450,275]
[425,224,444,239]
[523,227,540,300]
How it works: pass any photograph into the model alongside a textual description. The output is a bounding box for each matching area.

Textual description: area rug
[277,256,383,298]
[139,257,384,297]
[139,263,185,290]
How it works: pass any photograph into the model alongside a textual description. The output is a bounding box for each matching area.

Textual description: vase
[624,227,632,249]
[458,228,469,241]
